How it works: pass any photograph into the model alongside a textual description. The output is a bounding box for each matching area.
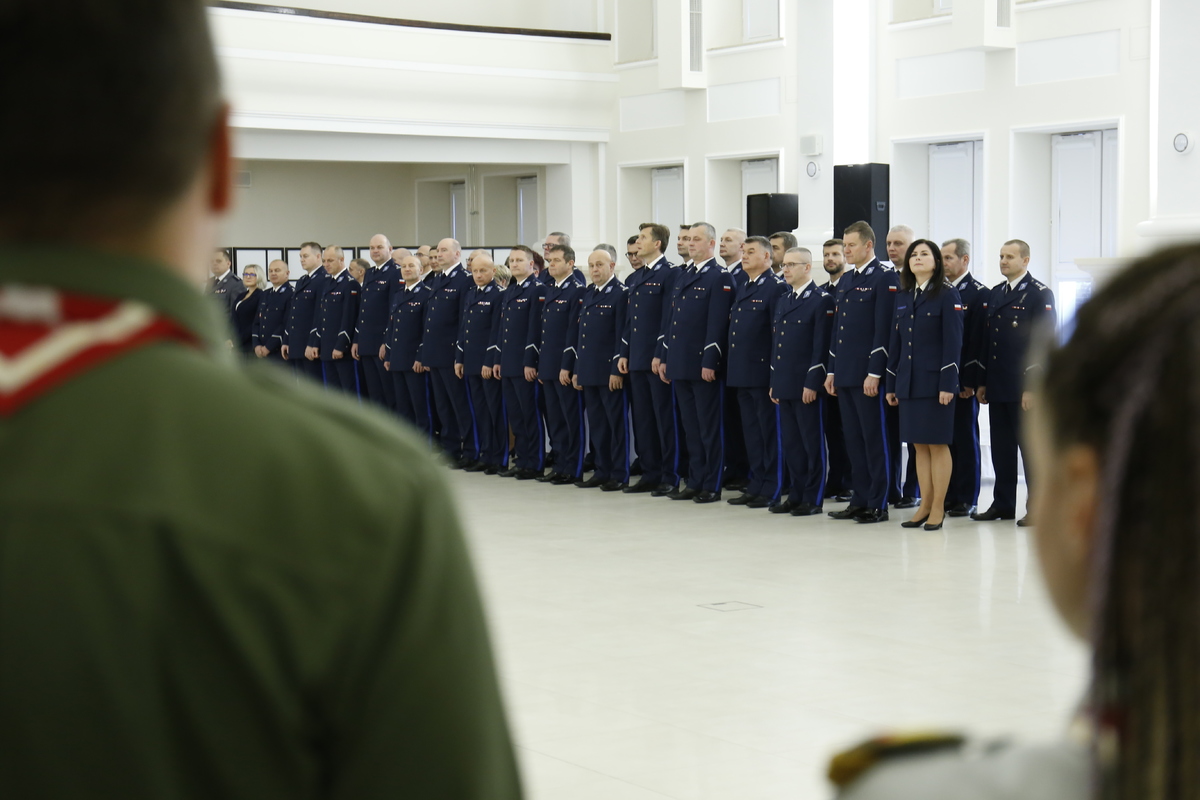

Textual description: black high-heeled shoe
[924,520,944,531]
[900,515,929,528]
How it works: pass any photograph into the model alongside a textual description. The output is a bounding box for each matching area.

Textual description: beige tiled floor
[452,472,1086,800]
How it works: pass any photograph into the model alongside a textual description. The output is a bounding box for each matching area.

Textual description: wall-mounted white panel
[895,50,985,99]
[620,90,687,131]
[707,78,782,122]
[744,0,781,41]
[1016,30,1121,87]
[652,167,687,240]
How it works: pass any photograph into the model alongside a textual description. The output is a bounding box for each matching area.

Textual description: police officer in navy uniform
[825,221,899,524]
[770,246,836,516]
[538,243,587,485]
[352,234,403,410]
[719,227,751,491]
[724,236,788,508]
[660,221,735,504]
[972,239,1055,526]
[383,254,434,439]
[942,238,988,517]
[618,222,680,496]
[281,241,327,382]
[309,245,361,394]
[416,238,477,468]
[455,255,504,474]
[493,245,547,480]
[565,249,629,491]
[252,259,293,361]
[539,232,587,286]
[821,239,854,501]
[206,248,242,314]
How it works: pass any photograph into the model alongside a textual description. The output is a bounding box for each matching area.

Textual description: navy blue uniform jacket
[565,277,627,386]
[384,279,432,370]
[828,259,899,386]
[980,274,1056,403]
[536,274,585,382]
[770,283,835,400]
[284,269,327,356]
[954,273,989,390]
[886,285,965,399]
[418,263,473,369]
[726,270,788,388]
[309,269,360,360]
[354,259,402,351]
[494,275,546,374]
[661,258,735,380]
[620,257,676,371]
[456,282,502,373]
[252,283,293,354]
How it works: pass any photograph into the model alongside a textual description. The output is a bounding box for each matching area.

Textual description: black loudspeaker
[833,163,890,261]
[746,193,799,238]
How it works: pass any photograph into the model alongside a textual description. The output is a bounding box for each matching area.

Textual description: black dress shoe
[550,473,577,485]
[723,478,749,492]
[971,506,1016,521]
[946,503,976,517]
[463,461,487,473]
[893,496,919,509]
[515,468,543,480]
[484,465,501,475]
[623,480,658,494]
[900,515,930,528]
[1017,515,1033,527]
[790,502,823,516]
[536,472,558,483]
[600,480,626,492]
[450,456,473,470]
[651,484,677,497]
[829,505,866,520]
[693,490,722,504]
[746,496,771,509]
[855,508,889,524]
[575,475,605,488]
[498,467,520,478]
[726,493,755,506]
[769,500,797,514]
[668,487,698,501]
[834,492,854,503]
[924,520,944,531]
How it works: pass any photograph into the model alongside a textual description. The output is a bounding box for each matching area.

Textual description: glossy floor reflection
[452,471,1086,800]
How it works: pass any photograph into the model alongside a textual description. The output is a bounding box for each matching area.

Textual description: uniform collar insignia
[863,266,874,276]
[803,289,811,298]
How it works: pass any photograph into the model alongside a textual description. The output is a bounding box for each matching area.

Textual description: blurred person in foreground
[835,246,1200,799]
[0,2,522,798]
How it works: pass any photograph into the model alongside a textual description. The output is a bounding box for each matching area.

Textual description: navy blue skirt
[899,396,954,445]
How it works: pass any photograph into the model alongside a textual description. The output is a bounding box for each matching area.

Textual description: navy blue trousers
[780,396,827,506]
[735,386,781,501]
[429,367,476,460]
[724,385,749,484]
[544,379,585,478]
[466,375,506,467]
[839,388,890,511]
[948,395,981,507]
[503,375,544,471]
[360,354,394,409]
[391,369,432,441]
[583,384,629,483]
[291,357,323,384]
[822,386,851,495]
[988,401,1030,513]
[628,370,679,487]
[675,378,724,493]
[323,358,358,396]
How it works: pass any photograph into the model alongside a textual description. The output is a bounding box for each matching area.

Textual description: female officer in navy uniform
[885,240,963,531]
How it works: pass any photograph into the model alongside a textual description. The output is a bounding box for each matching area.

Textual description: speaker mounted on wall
[746,193,799,239]
[833,163,890,262]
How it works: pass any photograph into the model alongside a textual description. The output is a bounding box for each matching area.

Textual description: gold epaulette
[828,731,966,789]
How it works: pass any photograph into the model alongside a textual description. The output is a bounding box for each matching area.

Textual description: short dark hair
[823,239,844,249]
[627,235,639,246]
[898,239,946,295]
[1005,238,1031,259]
[300,241,323,255]
[843,221,876,246]
[770,232,798,249]
[744,236,772,252]
[639,223,670,255]
[1,0,222,239]
[509,244,539,268]
[548,244,575,264]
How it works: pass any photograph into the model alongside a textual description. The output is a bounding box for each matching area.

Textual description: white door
[928,140,982,253]
[1051,129,1116,327]
[740,158,778,229]
[516,176,539,247]
[652,166,686,240]
[450,181,468,245]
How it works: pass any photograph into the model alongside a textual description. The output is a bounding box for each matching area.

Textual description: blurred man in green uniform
[0,2,522,799]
